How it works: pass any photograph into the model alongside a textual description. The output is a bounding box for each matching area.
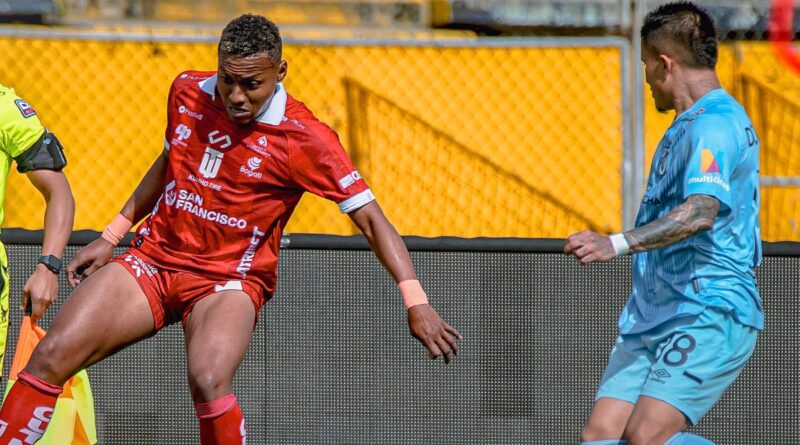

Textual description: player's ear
[277,60,288,82]
[659,54,673,75]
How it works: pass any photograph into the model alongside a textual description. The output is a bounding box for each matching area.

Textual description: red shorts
[113,249,266,330]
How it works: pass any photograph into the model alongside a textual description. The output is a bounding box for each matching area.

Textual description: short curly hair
[641,1,717,69]
[218,14,282,61]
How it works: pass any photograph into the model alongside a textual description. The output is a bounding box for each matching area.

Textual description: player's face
[641,43,674,113]
[217,53,288,126]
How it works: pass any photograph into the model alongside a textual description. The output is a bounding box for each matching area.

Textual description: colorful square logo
[700,149,723,174]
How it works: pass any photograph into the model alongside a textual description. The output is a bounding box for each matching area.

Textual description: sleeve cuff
[338,189,376,213]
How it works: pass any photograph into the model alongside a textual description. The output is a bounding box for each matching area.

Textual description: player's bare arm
[348,201,462,364]
[565,194,719,264]
[625,194,719,251]
[23,169,74,320]
[67,150,169,286]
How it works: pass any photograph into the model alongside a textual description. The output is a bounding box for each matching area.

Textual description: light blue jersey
[620,88,762,334]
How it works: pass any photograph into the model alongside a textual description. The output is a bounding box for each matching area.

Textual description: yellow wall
[2,33,798,239]
[0,35,622,237]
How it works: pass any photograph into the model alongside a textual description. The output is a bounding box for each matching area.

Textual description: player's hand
[564,229,616,264]
[407,304,462,364]
[22,264,58,321]
[67,238,116,287]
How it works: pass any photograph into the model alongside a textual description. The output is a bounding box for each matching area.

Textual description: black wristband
[38,255,62,274]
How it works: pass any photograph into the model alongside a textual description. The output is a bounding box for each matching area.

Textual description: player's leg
[621,309,758,445]
[581,335,653,443]
[184,289,256,445]
[581,398,634,444]
[0,262,155,443]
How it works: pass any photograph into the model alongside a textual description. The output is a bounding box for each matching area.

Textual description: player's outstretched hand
[564,229,616,264]
[67,238,116,288]
[407,304,462,364]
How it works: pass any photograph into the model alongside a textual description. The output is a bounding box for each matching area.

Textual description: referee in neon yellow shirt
[0,83,74,372]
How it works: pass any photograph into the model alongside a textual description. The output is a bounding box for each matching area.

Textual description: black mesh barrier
[0,233,798,444]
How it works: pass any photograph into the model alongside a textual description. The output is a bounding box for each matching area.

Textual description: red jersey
[133,71,374,296]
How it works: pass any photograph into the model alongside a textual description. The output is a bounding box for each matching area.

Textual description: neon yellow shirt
[0,84,45,227]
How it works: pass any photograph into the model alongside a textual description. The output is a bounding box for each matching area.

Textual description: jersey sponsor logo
[247,157,261,170]
[165,180,178,206]
[641,195,662,206]
[124,254,158,277]
[237,226,266,278]
[240,157,263,179]
[208,130,232,149]
[178,105,204,121]
[7,406,54,444]
[258,136,267,147]
[14,99,36,118]
[245,143,270,157]
[179,73,207,80]
[188,173,223,191]
[169,189,249,229]
[338,170,362,190]
[172,124,192,147]
[700,149,723,174]
[199,131,232,178]
[199,147,224,179]
[688,175,730,192]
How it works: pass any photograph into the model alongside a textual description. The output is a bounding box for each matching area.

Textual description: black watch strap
[39,255,62,274]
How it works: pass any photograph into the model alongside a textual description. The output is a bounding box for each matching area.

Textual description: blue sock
[664,432,715,445]
[580,441,628,445]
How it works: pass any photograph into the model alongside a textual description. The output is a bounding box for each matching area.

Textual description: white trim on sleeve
[163,138,170,151]
[338,189,376,213]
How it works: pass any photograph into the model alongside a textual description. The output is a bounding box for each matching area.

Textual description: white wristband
[609,233,630,257]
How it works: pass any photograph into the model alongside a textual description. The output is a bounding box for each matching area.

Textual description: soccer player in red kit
[0,14,461,445]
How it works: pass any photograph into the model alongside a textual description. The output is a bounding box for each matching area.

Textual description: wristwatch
[38,255,62,274]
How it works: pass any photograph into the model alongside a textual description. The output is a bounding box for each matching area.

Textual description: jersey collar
[198,74,287,126]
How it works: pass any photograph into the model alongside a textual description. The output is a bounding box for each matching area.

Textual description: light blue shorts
[595,308,758,425]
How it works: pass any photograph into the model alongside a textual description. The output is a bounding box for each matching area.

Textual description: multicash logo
[688,175,730,192]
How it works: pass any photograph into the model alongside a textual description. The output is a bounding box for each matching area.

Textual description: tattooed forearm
[625,194,720,252]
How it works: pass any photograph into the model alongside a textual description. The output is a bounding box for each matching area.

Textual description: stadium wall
[0,30,798,240]
[0,230,797,444]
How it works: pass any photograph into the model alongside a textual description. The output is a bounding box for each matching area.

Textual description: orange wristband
[101,214,133,246]
[398,279,429,309]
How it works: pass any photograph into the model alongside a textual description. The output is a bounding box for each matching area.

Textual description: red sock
[0,372,62,444]
[195,394,246,445]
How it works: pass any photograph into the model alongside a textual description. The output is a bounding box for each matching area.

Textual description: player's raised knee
[24,336,74,385]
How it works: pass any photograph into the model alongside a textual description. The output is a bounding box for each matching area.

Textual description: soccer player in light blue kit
[564,2,761,445]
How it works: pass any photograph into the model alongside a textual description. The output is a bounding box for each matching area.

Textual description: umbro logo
[653,369,671,379]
